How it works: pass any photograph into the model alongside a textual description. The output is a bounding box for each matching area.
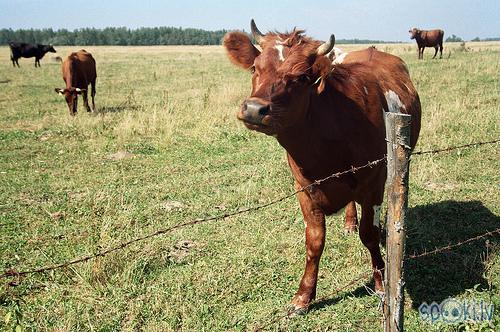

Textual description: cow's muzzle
[239,99,270,125]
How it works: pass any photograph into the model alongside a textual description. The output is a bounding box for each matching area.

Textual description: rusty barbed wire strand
[0,196,292,279]
[0,157,387,280]
[406,227,500,260]
[412,138,499,155]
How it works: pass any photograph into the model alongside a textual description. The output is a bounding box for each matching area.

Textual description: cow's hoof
[373,278,385,295]
[343,215,358,234]
[343,225,358,234]
[287,304,308,317]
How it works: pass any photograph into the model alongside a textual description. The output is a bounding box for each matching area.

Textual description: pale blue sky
[1,0,499,41]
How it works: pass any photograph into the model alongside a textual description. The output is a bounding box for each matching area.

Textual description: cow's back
[429,29,444,44]
[9,42,33,57]
[419,29,444,47]
[62,50,96,88]
[73,50,96,81]
[333,48,421,149]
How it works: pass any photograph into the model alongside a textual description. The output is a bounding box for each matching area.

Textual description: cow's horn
[251,19,265,45]
[317,34,336,56]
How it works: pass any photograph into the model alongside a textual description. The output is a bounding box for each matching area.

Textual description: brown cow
[55,50,96,115]
[224,20,421,312]
[409,28,444,59]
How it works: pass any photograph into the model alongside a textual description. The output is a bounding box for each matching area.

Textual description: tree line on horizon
[1,27,498,46]
[0,27,226,46]
[0,27,396,46]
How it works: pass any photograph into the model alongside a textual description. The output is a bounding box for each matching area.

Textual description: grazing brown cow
[224,20,421,312]
[55,50,96,115]
[409,28,444,59]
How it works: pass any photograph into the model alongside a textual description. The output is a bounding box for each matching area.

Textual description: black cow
[8,42,56,67]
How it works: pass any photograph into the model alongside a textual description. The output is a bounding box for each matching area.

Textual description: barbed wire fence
[252,226,500,331]
[253,136,500,331]
[1,138,499,329]
[0,157,387,280]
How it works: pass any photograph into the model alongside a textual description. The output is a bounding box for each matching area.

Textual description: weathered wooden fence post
[383,112,412,332]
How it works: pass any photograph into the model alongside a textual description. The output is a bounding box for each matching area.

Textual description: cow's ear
[55,88,64,95]
[223,32,260,70]
[74,88,86,95]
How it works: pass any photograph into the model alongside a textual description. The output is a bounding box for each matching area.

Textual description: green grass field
[0,41,499,331]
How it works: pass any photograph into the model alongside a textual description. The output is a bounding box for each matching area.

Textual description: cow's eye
[249,66,256,74]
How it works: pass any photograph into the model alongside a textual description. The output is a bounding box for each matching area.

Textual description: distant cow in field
[55,50,96,115]
[8,42,56,67]
[409,28,444,59]
[224,20,421,312]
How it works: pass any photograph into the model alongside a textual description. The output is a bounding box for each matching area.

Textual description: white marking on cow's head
[373,205,381,228]
[363,86,369,95]
[274,41,285,62]
[384,90,407,113]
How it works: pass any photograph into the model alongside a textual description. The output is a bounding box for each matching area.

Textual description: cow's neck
[275,91,345,179]
[276,122,311,164]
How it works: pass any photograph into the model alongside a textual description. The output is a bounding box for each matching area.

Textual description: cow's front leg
[291,188,325,311]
